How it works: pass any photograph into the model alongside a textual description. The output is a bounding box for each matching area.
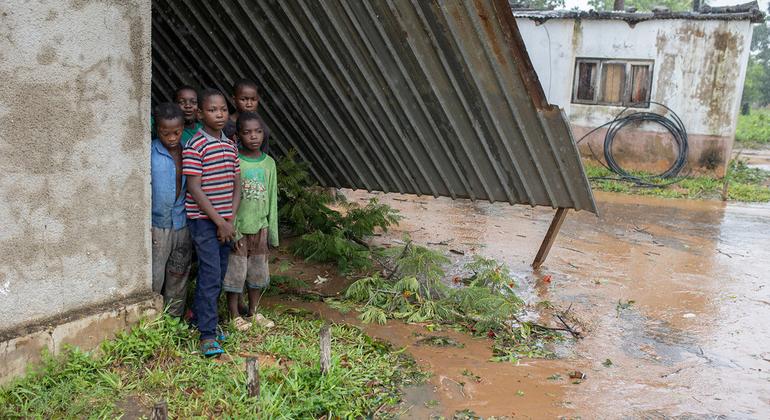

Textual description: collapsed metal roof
[151,0,597,213]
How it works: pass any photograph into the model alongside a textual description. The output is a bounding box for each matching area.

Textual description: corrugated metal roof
[151,0,596,212]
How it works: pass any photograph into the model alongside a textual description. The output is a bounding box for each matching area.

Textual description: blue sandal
[200,340,224,357]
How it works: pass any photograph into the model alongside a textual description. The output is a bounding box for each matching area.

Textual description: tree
[741,9,770,109]
[510,0,565,10]
[587,0,691,12]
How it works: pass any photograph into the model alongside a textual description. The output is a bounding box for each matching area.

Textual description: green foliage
[584,161,770,202]
[464,256,518,292]
[264,274,309,296]
[291,229,372,273]
[728,159,770,184]
[277,149,337,235]
[445,286,523,333]
[736,108,770,145]
[490,322,560,362]
[340,244,557,361]
[0,312,425,419]
[510,0,565,10]
[741,59,770,108]
[277,150,401,271]
[360,306,388,325]
[339,200,402,239]
[741,10,770,107]
[587,0,691,11]
[386,241,450,298]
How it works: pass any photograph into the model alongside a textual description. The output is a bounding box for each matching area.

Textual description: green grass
[736,109,770,147]
[0,311,425,419]
[584,160,770,202]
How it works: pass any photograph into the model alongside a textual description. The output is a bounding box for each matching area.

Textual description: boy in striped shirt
[183,88,241,357]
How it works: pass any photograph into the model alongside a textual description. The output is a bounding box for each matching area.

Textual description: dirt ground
[270,189,770,419]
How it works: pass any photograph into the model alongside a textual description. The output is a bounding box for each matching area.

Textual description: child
[149,85,201,145]
[175,85,203,146]
[223,112,278,331]
[223,79,269,153]
[151,103,192,317]
[183,88,241,357]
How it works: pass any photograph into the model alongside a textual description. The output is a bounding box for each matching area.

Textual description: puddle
[270,190,770,418]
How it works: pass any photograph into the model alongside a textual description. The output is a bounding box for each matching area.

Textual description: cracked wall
[0,0,152,335]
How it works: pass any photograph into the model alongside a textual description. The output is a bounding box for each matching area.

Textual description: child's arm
[187,175,235,242]
[267,160,279,247]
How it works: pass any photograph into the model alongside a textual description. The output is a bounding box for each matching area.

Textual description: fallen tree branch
[279,288,343,299]
[511,314,575,336]
[386,240,411,280]
[553,303,583,338]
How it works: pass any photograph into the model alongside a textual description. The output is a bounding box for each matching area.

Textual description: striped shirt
[182,129,240,219]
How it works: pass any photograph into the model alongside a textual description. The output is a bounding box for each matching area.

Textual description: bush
[736,109,770,146]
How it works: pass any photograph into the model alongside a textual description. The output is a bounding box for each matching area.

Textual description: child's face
[198,94,228,132]
[233,86,259,113]
[157,118,184,150]
[175,89,198,122]
[238,119,264,152]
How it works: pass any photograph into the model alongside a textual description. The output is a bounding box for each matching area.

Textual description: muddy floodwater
[271,190,770,419]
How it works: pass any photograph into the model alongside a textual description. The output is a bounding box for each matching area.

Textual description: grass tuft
[584,160,770,202]
[736,109,770,147]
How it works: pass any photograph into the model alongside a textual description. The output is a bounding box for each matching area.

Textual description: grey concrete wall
[0,0,152,337]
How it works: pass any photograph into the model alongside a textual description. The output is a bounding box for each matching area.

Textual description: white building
[514,4,764,176]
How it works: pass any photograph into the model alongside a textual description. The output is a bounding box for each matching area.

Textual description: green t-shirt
[181,122,203,146]
[235,153,279,246]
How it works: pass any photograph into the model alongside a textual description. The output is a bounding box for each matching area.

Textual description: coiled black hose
[578,102,689,186]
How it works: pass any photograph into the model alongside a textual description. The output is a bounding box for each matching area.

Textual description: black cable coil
[579,102,689,186]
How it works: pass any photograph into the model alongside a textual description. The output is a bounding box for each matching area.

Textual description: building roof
[152,0,597,212]
[511,1,765,24]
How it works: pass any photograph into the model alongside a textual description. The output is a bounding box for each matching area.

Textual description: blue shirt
[151,139,187,230]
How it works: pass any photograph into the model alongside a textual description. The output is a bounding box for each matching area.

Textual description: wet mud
[271,190,770,418]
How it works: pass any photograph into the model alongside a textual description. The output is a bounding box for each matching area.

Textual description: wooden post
[320,324,331,375]
[150,400,168,420]
[532,208,568,270]
[246,357,260,398]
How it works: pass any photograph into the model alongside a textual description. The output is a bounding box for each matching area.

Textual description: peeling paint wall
[0,0,152,336]
[516,17,753,175]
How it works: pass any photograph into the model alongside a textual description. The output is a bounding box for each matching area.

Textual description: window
[572,58,653,107]
[575,60,598,101]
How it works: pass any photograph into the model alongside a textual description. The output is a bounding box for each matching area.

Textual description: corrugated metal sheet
[151,0,596,212]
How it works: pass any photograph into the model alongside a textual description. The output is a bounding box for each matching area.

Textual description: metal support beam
[532,208,568,270]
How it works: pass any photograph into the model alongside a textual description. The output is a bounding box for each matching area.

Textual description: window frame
[572,59,600,105]
[571,58,654,108]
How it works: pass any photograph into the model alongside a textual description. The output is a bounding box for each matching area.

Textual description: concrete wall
[0,0,152,339]
[516,17,753,176]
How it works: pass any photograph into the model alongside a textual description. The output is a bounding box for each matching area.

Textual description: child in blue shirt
[151,103,192,317]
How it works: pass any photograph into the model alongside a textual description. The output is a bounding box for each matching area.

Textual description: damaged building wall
[515,17,753,176]
[0,0,153,351]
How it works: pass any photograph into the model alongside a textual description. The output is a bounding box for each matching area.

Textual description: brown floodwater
[269,190,770,419]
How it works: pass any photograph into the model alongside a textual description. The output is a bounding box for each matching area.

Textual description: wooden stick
[246,357,260,398]
[150,400,168,420]
[532,208,568,270]
[320,324,332,375]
